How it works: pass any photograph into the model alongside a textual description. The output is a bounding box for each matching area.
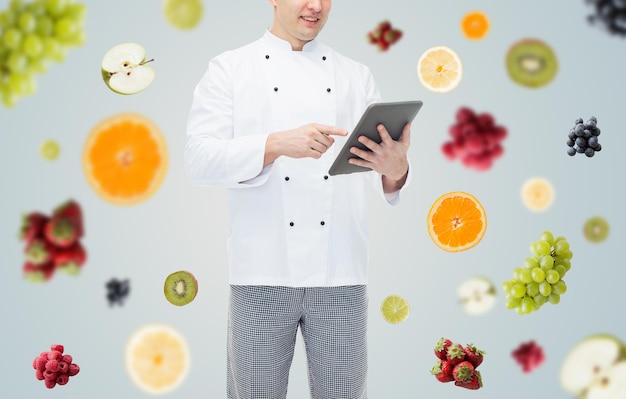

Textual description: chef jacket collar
[263,28,320,53]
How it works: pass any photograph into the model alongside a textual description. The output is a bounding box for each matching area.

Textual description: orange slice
[83,113,168,206]
[427,191,487,252]
[461,11,490,40]
[417,46,463,93]
[125,324,190,394]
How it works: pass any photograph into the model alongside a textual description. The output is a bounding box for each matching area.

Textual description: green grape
[502,280,514,294]
[526,282,540,297]
[548,293,560,304]
[557,258,571,271]
[46,0,68,17]
[513,267,524,281]
[8,71,28,95]
[521,296,535,314]
[535,240,551,256]
[555,240,570,254]
[10,0,25,12]
[554,264,567,278]
[540,254,554,270]
[552,280,567,295]
[554,235,567,243]
[0,10,15,29]
[539,281,552,296]
[3,28,23,49]
[25,0,46,16]
[53,17,76,38]
[505,295,521,309]
[540,231,554,246]
[534,294,548,307]
[22,34,43,57]
[523,258,538,269]
[519,268,533,284]
[18,12,36,32]
[27,57,48,73]
[35,15,53,36]
[529,242,539,257]
[511,283,527,298]
[545,269,560,284]
[562,250,573,260]
[7,51,27,71]
[515,307,524,315]
[531,267,546,283]
[65,2,86,19]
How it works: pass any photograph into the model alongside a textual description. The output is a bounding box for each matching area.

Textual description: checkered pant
[227,285,368,399]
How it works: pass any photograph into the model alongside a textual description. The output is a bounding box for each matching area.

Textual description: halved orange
[427,191,487,252]
[83,113,168,206]
[461,11,490,40]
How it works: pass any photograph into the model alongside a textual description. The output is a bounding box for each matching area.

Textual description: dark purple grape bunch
[567,116,602,157]
[586,0,626,37]
[106,278,130,306]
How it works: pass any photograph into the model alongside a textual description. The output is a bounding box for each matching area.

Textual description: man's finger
[314,124,348,136]
[399,123,411,144]
[377,124,393,144]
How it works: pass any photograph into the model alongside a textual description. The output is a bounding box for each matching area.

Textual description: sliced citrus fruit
[461,11,490,40]
[521,177,554,212]
[427,191,487,252]
[83,112,168,206]
[583,216,609,243]
[40,139,60,160]
[126,324,190,394]
[163,0,203,30]
[417,46,463,93]
[381,295,410,324]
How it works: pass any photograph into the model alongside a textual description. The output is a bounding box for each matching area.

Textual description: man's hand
[348,123,411,182]
[264,123,348,165]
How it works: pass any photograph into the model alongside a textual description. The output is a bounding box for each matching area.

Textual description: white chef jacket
[185,29,412,287]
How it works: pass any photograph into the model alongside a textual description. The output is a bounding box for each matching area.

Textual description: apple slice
[560,334,626,396]
[456,276,496,315]
[101,43,155,95]
[585,361,626,399]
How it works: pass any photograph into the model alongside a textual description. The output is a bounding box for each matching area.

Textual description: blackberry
[106,278,130,306]
[568,116,602,157]
[587,0,626,36]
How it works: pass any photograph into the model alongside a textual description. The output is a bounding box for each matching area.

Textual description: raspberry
[50,344,64,353]
[48,350,62,361]
[39,351,49,360]
[35,356,47,371]
[512,340,545,373]
[56,373,69,386]
[45,360,60,372]
[61,354,73,364]
[455,107,475,124]
[58,361,69,373]
[43,369,57,380]
[44,379,56,389]
[68,363,80,377]
[35,370,45,381]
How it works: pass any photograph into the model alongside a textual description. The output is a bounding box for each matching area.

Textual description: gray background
[1,0,624,398]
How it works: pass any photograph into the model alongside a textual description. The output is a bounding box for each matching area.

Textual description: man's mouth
[301,16,320,22]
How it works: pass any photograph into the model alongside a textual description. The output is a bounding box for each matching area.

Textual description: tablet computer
[328,100,423,176]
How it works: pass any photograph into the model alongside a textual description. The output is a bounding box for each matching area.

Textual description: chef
[184,0,412,398]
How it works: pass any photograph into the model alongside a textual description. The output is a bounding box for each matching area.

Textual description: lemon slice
[125,324,190,394]
[381,295,410,324]
[521,177,555,212]
[40,139,60,160]
[163,0,203,30]
[417,46,463,93]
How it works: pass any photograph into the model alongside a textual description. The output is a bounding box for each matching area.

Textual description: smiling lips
[301,16,319,23]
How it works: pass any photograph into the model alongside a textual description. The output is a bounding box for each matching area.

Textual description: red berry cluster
[367,20,402,51]
[32,344,80,389]
[431,338,485,390]
[19,199,87,282]
[512,340,545,373]
[441,107,508,171]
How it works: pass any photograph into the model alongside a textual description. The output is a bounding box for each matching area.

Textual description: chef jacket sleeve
[359,65,412,206]
[184,56,272,188]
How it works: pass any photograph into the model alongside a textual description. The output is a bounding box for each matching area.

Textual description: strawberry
[452,361,474,382]
[378,20,392,33]
[446,343,466,366]
[52,200,84,238]
[463,343,486,368]
[430,359,455,383]
[454,370,482,390]
[19,212,49,243]
[24,238,57,265]
[434,337,453,360]
[54,241,87,274]
[44,216,79,248]
[383,29,402,44]
[23,262,55,282]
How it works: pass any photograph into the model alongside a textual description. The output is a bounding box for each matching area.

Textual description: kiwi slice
[584,216,609,243]
[506,39,558,88]
[164,271,198,306]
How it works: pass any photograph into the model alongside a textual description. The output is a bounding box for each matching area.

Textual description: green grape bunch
[503,231,573,315]
[0,0,86,107]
